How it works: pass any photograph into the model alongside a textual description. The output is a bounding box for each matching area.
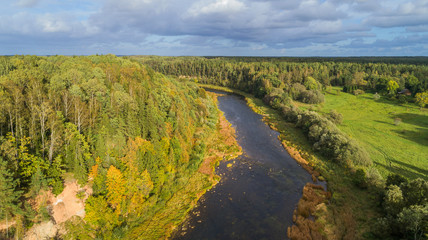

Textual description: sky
[0,0,427,56]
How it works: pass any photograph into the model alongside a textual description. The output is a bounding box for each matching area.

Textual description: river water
[173,91,313,240]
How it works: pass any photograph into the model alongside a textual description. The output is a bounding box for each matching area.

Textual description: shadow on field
[376,162,428,180]
[373,120,395,126]
[393,113,428,128]
[392,128,428,146]
[369,96,420,110]
[391,159,428,179]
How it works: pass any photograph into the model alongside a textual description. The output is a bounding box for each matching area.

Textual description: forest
[0,55,241,239]
[0,55,426,239]
[137,56,428,240]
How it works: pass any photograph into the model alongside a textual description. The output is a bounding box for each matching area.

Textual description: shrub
[394,118,402,126]
[281,109,372,168]
[290,83,306,100]
[327,110,343,125]
[353,89,365,96]
[386,174,407,187]
[299,89,325,104]
[353,169,368,189]
[263,88,290,109]
[384,185,405,216]
[365,167,383,186]
[280,105,301,123]
[373,92,380,100]
[397,94,408,104]
[290,83,325,104]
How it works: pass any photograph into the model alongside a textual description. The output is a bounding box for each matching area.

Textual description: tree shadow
[393,113,428,128]
[390,159,428,179]
[376,162,428,180]
[373,120,395,126]
[392,128,428,147]
[364,95,421,111]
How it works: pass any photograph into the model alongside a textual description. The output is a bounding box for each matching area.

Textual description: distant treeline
[202,56,428,65]
[137,56,428,99]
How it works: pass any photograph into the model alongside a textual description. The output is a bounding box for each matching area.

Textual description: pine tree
[0,157,22,221]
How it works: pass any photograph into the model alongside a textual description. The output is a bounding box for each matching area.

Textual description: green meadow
[313,88,428,180]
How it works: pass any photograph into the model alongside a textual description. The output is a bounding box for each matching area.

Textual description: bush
[280,105,301,123]
[373,92,380,100]
[327,110,343,125]
[290,83,306,100]
[293,110,372,167]
[394,118,402,126]
[353,89,365,96]
[397,94,408,104]
[365,167,383,186]
[263,88,290,109]
[299,89,325,104]
[353,169,368,189]
[386,174,407,187]
[290,83,325,104]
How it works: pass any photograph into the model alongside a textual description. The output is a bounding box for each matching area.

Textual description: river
[173,90,313,240]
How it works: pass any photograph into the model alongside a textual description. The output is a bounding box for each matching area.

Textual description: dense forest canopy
[0,55,220,239]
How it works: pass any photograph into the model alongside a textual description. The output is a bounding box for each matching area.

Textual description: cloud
[364,0,428,28]
[15,0,41,8]
[188,0,246,16]
[0,0,427,55]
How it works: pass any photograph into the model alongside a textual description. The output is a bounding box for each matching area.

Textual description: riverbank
[122,92,241,239]
[199,84,381,240]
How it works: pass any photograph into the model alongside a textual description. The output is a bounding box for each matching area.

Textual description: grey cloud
[364,0,428,28]
[16,0,41,8]
[1,0,427,56]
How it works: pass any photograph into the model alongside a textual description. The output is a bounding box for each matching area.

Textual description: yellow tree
[415,91,428,108]
[106,165,126,213]
[120,137,154,219]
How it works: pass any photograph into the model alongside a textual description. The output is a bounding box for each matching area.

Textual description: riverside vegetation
[0,55,240,239]
[138,56,428,240]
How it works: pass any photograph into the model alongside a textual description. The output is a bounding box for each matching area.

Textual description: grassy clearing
[307,87,428,180]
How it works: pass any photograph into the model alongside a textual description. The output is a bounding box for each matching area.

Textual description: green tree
[64,122,92,184]
[398,205,428,240]
[85,196,120,238]
[0,157,22,221]
[47,155,65,195]
[384,185,405,216]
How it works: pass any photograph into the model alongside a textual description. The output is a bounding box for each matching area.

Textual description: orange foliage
[288,183,330,240]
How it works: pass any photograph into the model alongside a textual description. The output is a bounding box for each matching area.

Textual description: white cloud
[188,0,246,16]
[37,15,71,33]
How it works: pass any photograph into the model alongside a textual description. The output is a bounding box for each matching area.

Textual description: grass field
[309,88,428,180]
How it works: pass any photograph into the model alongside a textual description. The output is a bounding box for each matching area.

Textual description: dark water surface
[173,91,313,240]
